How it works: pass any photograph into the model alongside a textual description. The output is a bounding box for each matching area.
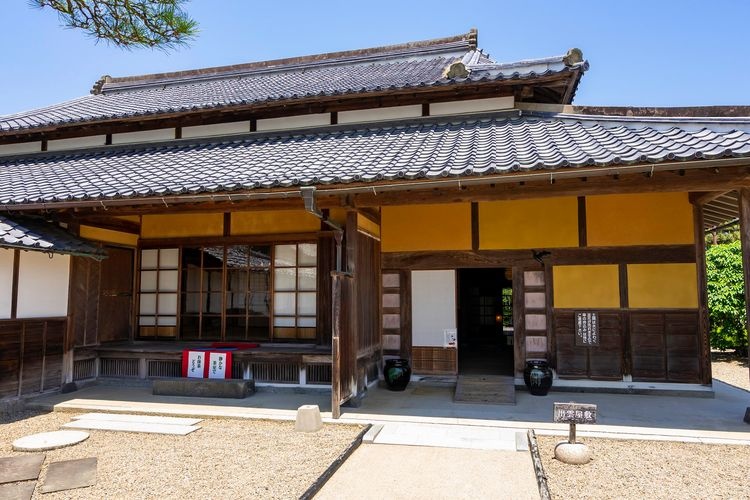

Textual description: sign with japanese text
[208,351,230,379]
[185,351,206,378]
[182,350,233,379]
[575,312,600,347]
[553,402,597,424]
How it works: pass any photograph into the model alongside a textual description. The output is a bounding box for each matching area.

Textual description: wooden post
[693,204,712,384]
[739,189,750,408]
[345,211,361,399]
[331,273,342,419]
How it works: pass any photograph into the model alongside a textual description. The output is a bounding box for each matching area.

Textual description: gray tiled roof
[0,32,587,133]
[0,215,107,258]
[2,112,749,207]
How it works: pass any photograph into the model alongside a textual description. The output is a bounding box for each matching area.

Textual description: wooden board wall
[412,346,457,375]
[0,319,65,398]
[69,248,134,348]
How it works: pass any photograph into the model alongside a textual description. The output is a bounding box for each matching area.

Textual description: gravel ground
[0,411,363,499]
[538,435,750,500]
[711,351,749,391]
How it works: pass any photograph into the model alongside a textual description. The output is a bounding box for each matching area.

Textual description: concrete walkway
[314,443,539,500]
[25,379,750,444]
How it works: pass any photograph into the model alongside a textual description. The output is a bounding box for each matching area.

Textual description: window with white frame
[273,243,317,340]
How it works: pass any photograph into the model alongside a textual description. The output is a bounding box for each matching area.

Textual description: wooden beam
[356,207,380,225]
[689,191,730,206]
[382,245,696,270]
[138,231,330,248]
[349,166,750,208]
[74,216,141,234]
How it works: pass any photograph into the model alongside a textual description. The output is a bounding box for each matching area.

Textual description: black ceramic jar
[384,358,412,391]
[523,359,553,396]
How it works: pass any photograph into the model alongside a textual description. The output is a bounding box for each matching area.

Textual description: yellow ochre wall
[141,213,224,238]
[479,197,578,249]
[79,225,138,247]
[586,192,694,246]
[553,265,620,309]
[627,263,698,308]
[231,210,320,235]
[381,203,471,252]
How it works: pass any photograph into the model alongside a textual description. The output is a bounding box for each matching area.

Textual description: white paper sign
[187,351,206,378]
[208,352,228,379]
[444,328,457,347]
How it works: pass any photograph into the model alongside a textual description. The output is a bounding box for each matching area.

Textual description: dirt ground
[0,411,363,499]
[711,350,749,391]
[538,435,750,500]
[538,351,750,500]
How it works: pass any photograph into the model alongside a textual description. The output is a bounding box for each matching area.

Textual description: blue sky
[1,0,749,115]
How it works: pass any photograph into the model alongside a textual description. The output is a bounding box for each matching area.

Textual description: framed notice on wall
[574,312,600,347]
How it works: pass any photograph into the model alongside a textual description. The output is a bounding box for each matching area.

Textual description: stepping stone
[0,454,45,484]
[40,457,96,494]
[63,420,200,435]
[12,431,89,452]
[0,481,36,500]
[72,413,202,426]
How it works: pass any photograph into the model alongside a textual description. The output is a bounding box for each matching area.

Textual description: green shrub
[706,241,749,354]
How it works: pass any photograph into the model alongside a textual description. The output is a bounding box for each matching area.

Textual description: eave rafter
[7,163,750,218]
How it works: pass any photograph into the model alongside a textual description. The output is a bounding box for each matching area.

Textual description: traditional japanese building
[1,30,749,414]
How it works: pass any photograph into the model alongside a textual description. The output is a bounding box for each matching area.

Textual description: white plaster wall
[338,105,422,124]
[430,96,515,116]
[47,135,107,151]
[16,252,70,318]
[181,121,251,139]
[411,270,456,347]
[0,141,42,156]
[256,113,331,132]
[112,128,176,144]
[0,249,14,319]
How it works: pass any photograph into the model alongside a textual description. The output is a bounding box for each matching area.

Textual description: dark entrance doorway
[457,268,514,375]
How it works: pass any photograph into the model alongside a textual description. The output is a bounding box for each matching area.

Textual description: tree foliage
[31,0,198,49]
[706,241,749,354]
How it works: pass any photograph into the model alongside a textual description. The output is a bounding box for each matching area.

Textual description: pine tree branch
[30,0,198,50]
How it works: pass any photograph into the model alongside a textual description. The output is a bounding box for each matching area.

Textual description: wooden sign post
[553,402,597,444]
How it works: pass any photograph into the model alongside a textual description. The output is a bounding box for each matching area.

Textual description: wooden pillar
[345,211,362,399]
[738,189,750,401]
[693,204,712,384]
[331,273,342,419]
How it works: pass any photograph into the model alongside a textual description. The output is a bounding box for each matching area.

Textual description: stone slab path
[315,444,539,500]
[40,457,97,494]
[63,420,200,435]
[12,431,89,452]
[372,422,524,451]
[71,412,203,426]
[0,481,35,500]
[0,454,44,484]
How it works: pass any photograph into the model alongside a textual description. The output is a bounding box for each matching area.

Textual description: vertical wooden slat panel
[399,270,412,360]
